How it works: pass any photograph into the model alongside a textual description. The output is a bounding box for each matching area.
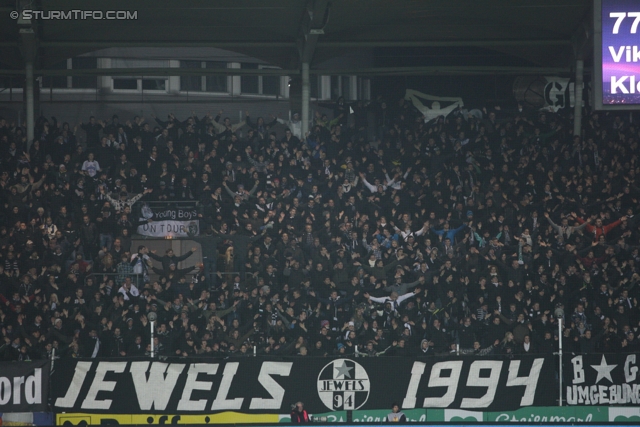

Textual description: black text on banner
[137,203,199,237]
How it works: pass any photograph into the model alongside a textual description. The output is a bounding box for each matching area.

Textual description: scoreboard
[594,0,640,109]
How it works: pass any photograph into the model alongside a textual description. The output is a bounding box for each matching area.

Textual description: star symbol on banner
[334,361,353,379]
[591,354,617,384]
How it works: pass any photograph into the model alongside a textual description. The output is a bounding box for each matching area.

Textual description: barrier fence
[84,271,259,291]
[84,272,144,289]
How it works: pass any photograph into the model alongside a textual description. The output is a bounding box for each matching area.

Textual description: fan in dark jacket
[290,402,311,424]
[149,247,197,271]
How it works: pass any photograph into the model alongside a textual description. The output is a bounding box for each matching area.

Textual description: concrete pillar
[320,76,331,100]
[26,60,34,150]
[573,59,584,138]
[363,78,371,101]
[97,58,112,93]
[301,62,310,137]
[168,60,180,94]
[349,76,358,100]
[280,76,290,98]
[229,63,241,96]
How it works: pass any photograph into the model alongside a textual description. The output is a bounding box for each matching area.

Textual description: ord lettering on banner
[51,356,554,414]
[0,360,49,412]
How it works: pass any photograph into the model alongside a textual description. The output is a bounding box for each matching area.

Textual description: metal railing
[84,272,144,288]
[84,271,259,290]
[137,200,199,209]
[185,271,261,290]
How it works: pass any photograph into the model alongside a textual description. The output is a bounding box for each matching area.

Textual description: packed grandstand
[0,99,638,362]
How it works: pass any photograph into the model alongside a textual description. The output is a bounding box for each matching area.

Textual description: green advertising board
[484,406,608,422]
[351,409,428,423]
[281,407,640,424]
[278,411,347,423]
[428,407,639,423]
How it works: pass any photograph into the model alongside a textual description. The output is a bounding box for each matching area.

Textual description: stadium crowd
[0,94,639,360]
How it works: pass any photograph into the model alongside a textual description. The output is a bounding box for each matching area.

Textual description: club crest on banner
[317,359,370,411]
[140,202,154,220]
[188,221,199,236]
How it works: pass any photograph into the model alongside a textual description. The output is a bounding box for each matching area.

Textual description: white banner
[137,203,199,237]
[541,76,575,112]
[137,220,199,237]
[404,89,464,123]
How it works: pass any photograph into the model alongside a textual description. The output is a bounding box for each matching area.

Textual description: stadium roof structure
[0,0,594,77]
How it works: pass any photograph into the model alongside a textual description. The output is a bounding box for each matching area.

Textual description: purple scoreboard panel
[594,0,640,109]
